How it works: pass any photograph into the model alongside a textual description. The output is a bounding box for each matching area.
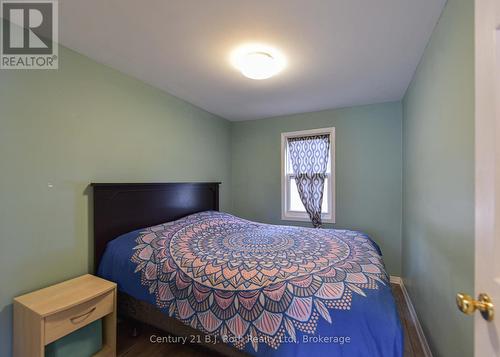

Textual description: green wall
[0,45,231,357]
[402,0,475,356]
[231,102,403,276]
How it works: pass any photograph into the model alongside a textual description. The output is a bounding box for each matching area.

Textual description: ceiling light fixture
[230,44,287,80]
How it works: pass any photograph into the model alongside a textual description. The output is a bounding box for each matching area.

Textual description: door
[474,0,500,355]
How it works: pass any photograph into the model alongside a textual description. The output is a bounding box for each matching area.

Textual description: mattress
[98,211,403,357]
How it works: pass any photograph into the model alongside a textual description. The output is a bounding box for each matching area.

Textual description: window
[281,127,335,223]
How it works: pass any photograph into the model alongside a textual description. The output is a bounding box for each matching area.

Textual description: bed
[92,182,403,357]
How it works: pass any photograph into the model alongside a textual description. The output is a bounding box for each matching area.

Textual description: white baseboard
[389,275,402,284]
[390,275,433,357]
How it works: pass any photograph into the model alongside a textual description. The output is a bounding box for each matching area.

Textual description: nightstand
[13,274,117,357]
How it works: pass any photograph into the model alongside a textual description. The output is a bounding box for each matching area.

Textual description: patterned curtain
[287,134,330,227]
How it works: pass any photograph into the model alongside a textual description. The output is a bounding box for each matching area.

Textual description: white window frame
[281,127,336,223]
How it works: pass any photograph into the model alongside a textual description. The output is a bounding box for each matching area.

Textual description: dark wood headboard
[91,182,220,272]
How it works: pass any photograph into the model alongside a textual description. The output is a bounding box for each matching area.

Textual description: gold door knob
[456,292,494,321]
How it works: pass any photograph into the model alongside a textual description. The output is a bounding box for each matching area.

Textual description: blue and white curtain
[287,134,330,228]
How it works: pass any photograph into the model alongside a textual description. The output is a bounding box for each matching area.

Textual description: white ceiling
[59,0,446,121]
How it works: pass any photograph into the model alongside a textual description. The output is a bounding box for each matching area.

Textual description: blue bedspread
[98,211,403,356]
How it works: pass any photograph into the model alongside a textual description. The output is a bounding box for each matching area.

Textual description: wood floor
[118,283,425,357]
[391,283,426,357]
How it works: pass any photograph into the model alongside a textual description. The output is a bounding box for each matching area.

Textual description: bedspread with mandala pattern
[98,211,403,357]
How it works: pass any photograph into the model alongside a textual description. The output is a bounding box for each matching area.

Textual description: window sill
[281,213,335,224]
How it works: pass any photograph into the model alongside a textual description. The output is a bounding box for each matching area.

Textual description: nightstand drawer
[44,291,114,344]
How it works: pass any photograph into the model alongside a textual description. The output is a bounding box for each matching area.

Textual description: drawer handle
[69,307,96,324]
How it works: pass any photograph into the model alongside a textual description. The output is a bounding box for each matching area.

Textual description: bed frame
[91,182,247,356]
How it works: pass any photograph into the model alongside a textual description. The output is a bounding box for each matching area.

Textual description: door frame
[475,0,500,355]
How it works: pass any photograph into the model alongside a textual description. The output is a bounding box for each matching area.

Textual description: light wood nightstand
[13,274,117,357]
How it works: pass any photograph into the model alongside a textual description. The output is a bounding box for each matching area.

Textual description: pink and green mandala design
[131,211,387,351]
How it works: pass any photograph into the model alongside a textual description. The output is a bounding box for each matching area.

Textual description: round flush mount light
[230,44,287,80]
